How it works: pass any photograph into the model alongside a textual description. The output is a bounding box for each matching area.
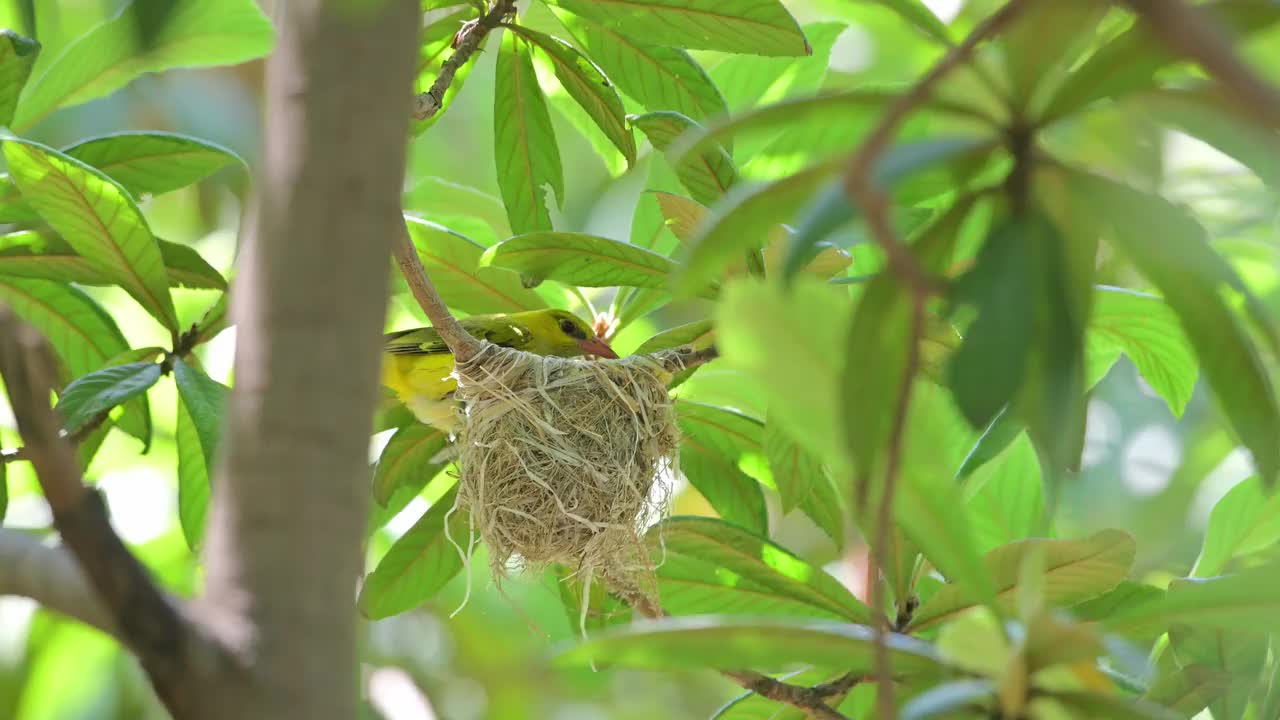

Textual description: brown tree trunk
[196,0,419,715]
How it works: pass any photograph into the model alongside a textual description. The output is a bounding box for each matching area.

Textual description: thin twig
[841,3,1034,717]
[0,306,218,717]
[413,0,517,121]
[623,593,853,720]
[1124,0,1280,131]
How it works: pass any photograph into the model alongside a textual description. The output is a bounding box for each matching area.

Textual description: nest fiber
[452,344,679,593]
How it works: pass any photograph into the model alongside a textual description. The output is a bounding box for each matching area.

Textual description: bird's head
[519,309,618,359]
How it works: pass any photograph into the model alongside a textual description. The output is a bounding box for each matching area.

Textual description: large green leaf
[910,530,1135,631]
[12,0,273,131]
[0,277,149,442]
[964,434,1043,554]
[862,0,950,44]
[404,217,546,314]
[676,401,768,533]
[1087,286,1197,418]
[545,0,810,56]
[1192,477,1280,578]
[1076,171,1280,485]
[1142,665,1230,717]
[358,486,469,619]
[1042,0,1280,123]
[1042,691,1181,720]
[494,31,563,235]
[765,418,843,546]
[556,616,945,674]
[511,26,635,167]
[173,358,227,550]
[372,424,449,506]
[55,361,162,434]
[0,230,226,290]
[479,232,676,289]
[652,517,869,621]
[709,22,845,113]
[715,278,849,469]
[4,140,178,332]
[1105,563,1280,637]
[63,131,244,196]
[0,30,39,127]
[557,13,727,120]
[999,0,1106,112]
[402,177,510,239]
[1169,623,1267,720]
[631,111,736,206]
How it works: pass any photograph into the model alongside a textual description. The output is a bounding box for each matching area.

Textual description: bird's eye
[559,319,579,337]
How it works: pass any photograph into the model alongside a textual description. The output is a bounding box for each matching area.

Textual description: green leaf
[676,158,839,296]
[98,345,162,449]
[947,219,1035,428]
[0,230,226,290]
[402,177,510,240]
[864,1,950,44]
[676,401,768,533]
[544,0,810,56]
[510,26,635,167]
[901,680,995,720]
[999,0,1106,112]
[193,292,229,346]
[1192,476,1280,577]
[0,30,39,127]
[765,417,844,545]
[557,13,727,120]
[1142,665,1230,717]
[479,232,677,289]
[372,424,449,506]
[1042,0,1280,123]
[1087,286,1197,418]
[1076,171,1280,486]
[173,358,227,550]
[494,31,563,235]
[1169,623,1267,720]
[652,517,869,622]
[4,139,179,332]
[631,111,736,205]
[710,22,846,113]
[634,319,714,354]
[556,616,945,674]
[910,529,1135,631]
[1130,86,1280,187]
[404,216,546,314]
[715,278,850,469]
[62,131,244,196]
[0,462,6,525]
[358,486,468,619]
[1043,690,1181,720]
[964,434,1043,554]
[55,361,162,435]
[12,0,275,131]
[1104,563,1280,637]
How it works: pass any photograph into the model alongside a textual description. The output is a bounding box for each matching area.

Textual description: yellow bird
[381,309,617,433]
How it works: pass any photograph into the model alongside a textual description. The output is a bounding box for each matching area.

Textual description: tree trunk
[197,0,419,715]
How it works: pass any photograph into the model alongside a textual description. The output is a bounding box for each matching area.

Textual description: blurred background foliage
[0,0,1277,718]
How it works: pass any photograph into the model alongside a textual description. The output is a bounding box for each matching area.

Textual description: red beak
[578,336,618,359]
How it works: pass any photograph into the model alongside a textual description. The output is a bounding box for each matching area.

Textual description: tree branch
[839,2,1033,717]
[412,0,517,121]
[0,307,221,717]
[1124,0,1280,131]
[392,225,482,361]
[0,528,115,637]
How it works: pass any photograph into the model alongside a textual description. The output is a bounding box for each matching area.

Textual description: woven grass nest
[448,343,687,599]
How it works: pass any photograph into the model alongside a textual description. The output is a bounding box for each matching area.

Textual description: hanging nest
[450,344,684,600]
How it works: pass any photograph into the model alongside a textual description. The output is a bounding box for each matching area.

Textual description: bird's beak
[578,336,618,359]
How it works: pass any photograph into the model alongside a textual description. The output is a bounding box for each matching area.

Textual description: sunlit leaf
[512,26,635,166]
[13,0,275,131]
[0,29,39,127]
[55,361,162,434]
[766,418,844,546]
[480,231,677,289]
[372,424,449,506]
[964,434,1043,554]
[1087,287,1197,418]
[556,616,946,674]
[494,31,563,235]
[1169,622,1266,720]
[0,230,226,290]
[1104,563,1280,637]
[1193,476,1280,577]
[632,111,736,206]
[710,22,845,112]
[404,216,546,314]
[910,530,1135,631]
[544,0,811,56]
[676,401,768,533]
[4,139,179,332]
[359,485,468,619]
[62,131,243,196]
[652,516,868,621]
[173,358,227,550]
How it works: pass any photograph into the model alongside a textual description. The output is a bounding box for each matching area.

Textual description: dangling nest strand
[451,344,681,598]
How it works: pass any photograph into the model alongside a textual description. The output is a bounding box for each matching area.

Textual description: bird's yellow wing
[381,326,463,433]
